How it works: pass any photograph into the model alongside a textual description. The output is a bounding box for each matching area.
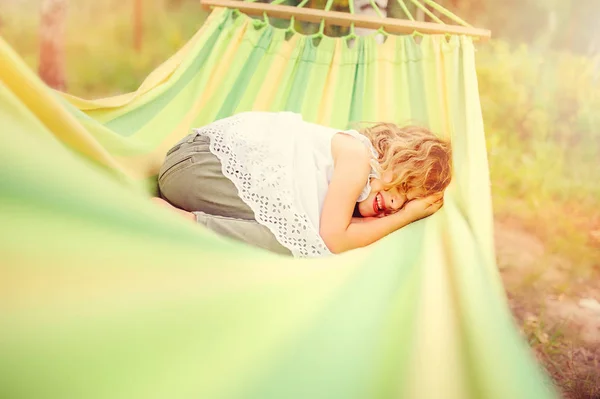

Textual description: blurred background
[1,0,599,397]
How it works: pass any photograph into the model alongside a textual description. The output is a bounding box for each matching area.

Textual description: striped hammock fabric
[0,8,556,399]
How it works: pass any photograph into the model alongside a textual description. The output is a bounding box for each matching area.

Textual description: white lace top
[193,112,379,258]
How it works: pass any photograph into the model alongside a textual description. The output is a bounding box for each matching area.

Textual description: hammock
[0,3,556,399]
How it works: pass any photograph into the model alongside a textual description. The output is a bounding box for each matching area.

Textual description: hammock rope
[412,0,444,24]
[367,0,386,19]
[347,0,358,38]
[420,0,472,27]
[396,0,416,21]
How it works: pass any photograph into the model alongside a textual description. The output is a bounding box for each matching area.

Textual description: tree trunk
[133,0,143,52]
[39,0,68,91]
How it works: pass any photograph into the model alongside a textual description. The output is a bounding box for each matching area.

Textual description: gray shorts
[158,132,291,255]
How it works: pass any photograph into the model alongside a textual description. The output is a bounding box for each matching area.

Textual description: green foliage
[435,0,600,55]
[1,0,207,97]
[478,41,600,200]
[477,40,600,268]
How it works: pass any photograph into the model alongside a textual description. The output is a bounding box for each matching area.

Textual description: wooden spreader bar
[200,0,491,40]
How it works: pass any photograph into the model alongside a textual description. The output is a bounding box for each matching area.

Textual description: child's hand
[403,193,444,222]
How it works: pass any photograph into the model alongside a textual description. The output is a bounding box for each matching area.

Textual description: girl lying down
[153,112,452,257]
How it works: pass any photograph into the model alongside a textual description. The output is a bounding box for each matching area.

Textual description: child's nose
[390,194,407,210]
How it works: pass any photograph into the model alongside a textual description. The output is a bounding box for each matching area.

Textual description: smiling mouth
[373,193,385,214]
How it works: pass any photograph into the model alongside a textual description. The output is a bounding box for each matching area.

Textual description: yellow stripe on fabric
[362,38,380,121]
[441,202,506,398]
[108,18,257,179]
[250,35,301,112]
[127,60,225,143]
[439,200,554,398]
[361,252,422,398]
[322,40,359,128]
[315,39,345,127]
[421,36,450,136]
[393,38,414,121]
[375,37,399,122]
[405,214,470,399]
[60,8,230,115]
[110,66,234,181]
[126,13,248,141]
[239,32,299,112]
[72,114,142,156]
[265,36,308,112]
[0,38,129,178]
[84,14,245,175]
[299,37,337,123]
[457,35,496,272]
[418,37,439,131]
[188,19,257,123]
[232,28,287,113]
[437,36,460,140]
[92,10,230,126]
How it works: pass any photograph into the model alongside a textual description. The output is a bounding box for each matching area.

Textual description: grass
[505,281,600,399]
[477,41,600,283]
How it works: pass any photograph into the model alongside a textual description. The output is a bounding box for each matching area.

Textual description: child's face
[356,178,427,218]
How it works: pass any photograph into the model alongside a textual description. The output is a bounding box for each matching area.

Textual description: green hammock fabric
[0,8,556,399]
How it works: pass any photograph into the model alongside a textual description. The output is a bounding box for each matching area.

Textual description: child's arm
[345,197,442,248]
[324,201,441,253]
[320,137,442,253]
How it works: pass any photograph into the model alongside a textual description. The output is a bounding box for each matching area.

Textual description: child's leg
[156,133,290,255]
[151,197,196,222]
[194,211,291,255]
[157,134,254,220]
[151,197,289,254]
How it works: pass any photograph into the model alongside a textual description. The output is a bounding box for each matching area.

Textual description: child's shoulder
[331,131,372,162]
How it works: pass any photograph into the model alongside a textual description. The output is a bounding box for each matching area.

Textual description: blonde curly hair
[359,123,452,195]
